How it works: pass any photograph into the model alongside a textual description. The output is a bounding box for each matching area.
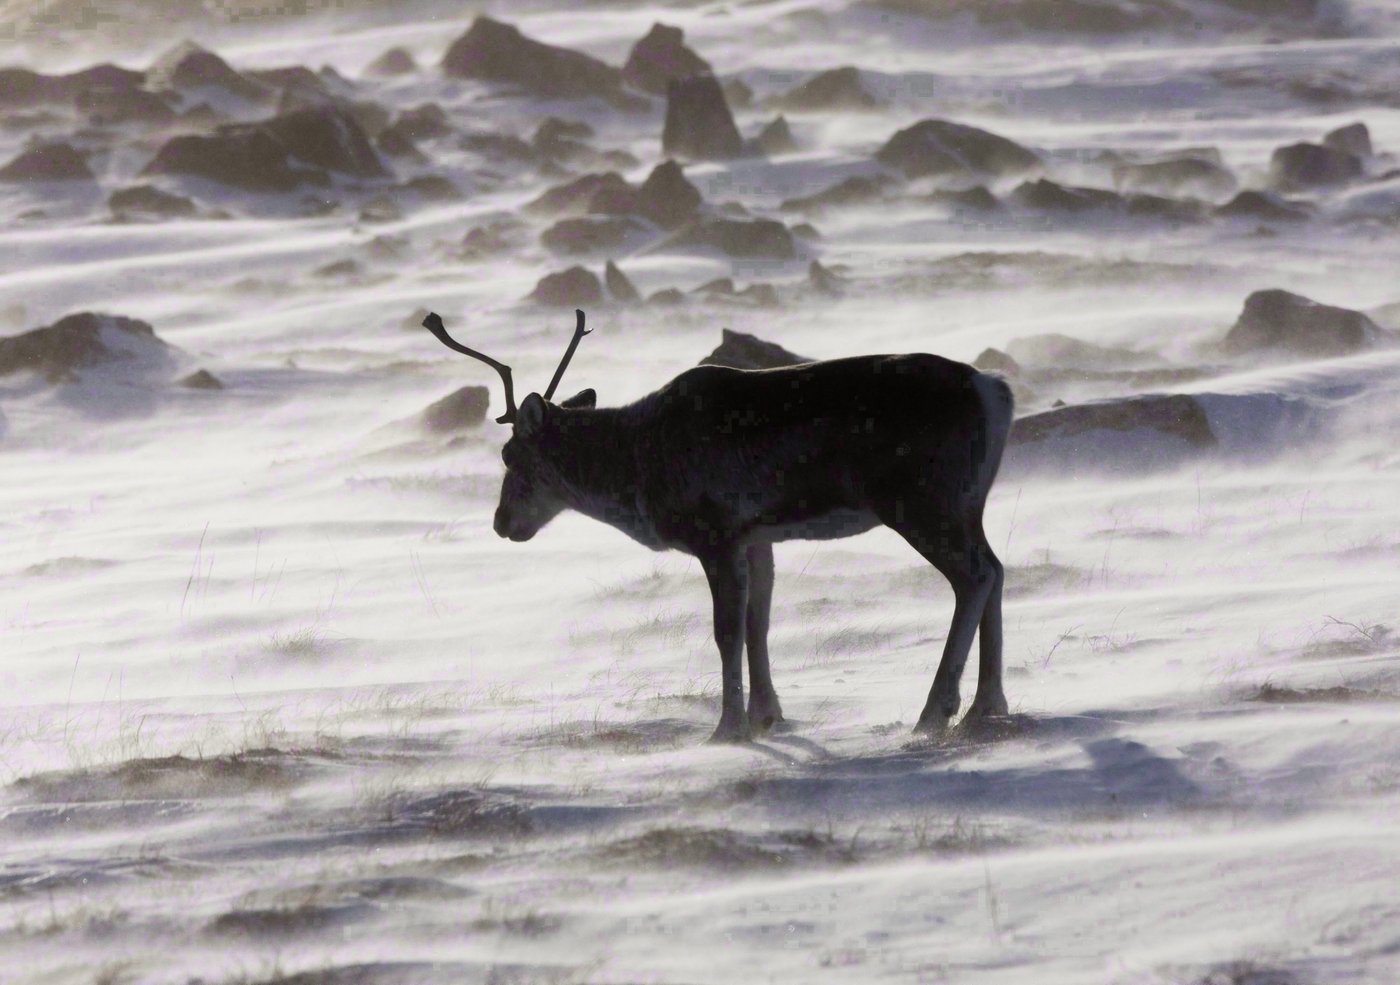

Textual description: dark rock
[792,222,822,239]
[1213,190,1312,222]
[622,23,713,95]
[402,175,461,202]
[662,218,796,259]
[529,266,603,306]
[1006,333,1156,370]
[1323,122,1372,158]
[586,160,703,230]
[755,116,796,155]
[1224,289,1391,358]
[775,67,880,111]
[973,348,1021,375]
[700,328,810,370]
[722,78,754,109]
[364,47,417,78]
[392,103,451,140]
[663,74,743,160]
[808,260,843,295]
[1112,157,1236,198]
[76,85,177,125]
[254,66,335,100]
[693,277,735,295]
[0,143,93,181]
[109,185,197,220]
[314,259,360,278]
[528,171,630,215]
[929,185,1000,210]
[179,369,224,389]
[0,64,143,109]
[143,105,386,191]
[605,261,641,303]
[1269,142,1361,191]
[423,385,490,431]
[1012,394,1216,451]
[441,17,629,106]
[146,41,272,103]
[460,221,521,260]
[541,216,644,255]
[780,175,887,213]
[876,118,1039,179]
[533,117,594,161]
[459,132,538,163]
[1011,178,1121,212]
[740,284,780,307]
[647,288,684,306]
[0,312,167,383]
[377,127,424,160]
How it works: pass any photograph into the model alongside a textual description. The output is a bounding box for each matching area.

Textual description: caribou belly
[754,507,880,544]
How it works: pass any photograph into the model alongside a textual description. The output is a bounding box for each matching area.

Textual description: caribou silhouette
[422,309,1014,743]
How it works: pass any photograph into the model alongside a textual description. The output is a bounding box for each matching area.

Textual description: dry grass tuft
[13,748,323,803]
[1249,682,1392,705]
[1192,961,1300,985]
[389,789,533,839]
[207,902,371,939]
[597,826,855,871]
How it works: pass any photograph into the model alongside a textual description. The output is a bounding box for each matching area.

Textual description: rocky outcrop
[661,218,796,259]
[622,23,713,94]
[1011,394,1216,451]
[179,369,224,390]
[0,313,169,383]
[441,17,630,106]
[109,185,197,220]
[423,385,490,431]
[1010,179,1203,222]
[1112,156,1236,199]
[541,216,645,255]
[1223,289,1391,359]
[1269,142,1361,191]
[529,266,604,307]
[142,105,386,191]
[0,64,143,108]
[663,75,743,160]
[876,119,1039,179]
[755,116,796,156]
[780,175,887,213]
[364,47,417,78]
[605,261,641,303]
[146,41,272,103]
[775,67,880,111]
[1213,190,1312,222]
[699,329,810,370]
[584,160,705,229]
[0,143,93,181]
[1323,122,1371,158]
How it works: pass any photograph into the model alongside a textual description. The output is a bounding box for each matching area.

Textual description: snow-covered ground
[2,1,1399,982]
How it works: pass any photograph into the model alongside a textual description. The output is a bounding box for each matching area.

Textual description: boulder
[1006,333,1156,370]
[529,266,604,307]
[460,221,522,260]
[179,369,224,389]
[1323,122,1371,158]
[1112,157,1236,198]
[780,175,887,213]
[700,328,811,370]
[0,143,93,181]
[441,17,629,105]
[754,116,796,156]
[775,66,880,111]
[0,64,143,109]
[541,216,644,255]
[146,41,272,103]
[928,185,1001,210]
[423,385,490,431]
[808,260,843,295]
[662,218,796,259]
[586,159,703,229]
[1269,142,1361,191]
[647,288,685,306]
[109,185,197,220]
[973,348,1022,375]
[0,313,168,383]
[693,277,735,296]
[364,47,417,78]
[622,23,713,94]
[532,117,593,162]
[605,260,641,303]
[663,74,743,160]
[876,118,1039,179]
[1213,190,1311,222]
[1011,394,1216,452]
[1011,179,1203,222]
[142,105,386,191]
[528,172,630,215]
[76,85,177,125]
[1223,289,1391,358]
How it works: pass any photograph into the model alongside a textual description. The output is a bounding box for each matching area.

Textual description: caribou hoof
[707,719,753,744]
[964,693,1010,721]
[747,694,784,734]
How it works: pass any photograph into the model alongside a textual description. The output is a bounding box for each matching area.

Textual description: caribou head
[421,309,594,542]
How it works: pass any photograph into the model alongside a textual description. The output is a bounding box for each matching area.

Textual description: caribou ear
[559,388,596,410]
[516,392,547,437]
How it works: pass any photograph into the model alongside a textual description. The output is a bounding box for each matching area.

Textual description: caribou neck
[548,406,657,544]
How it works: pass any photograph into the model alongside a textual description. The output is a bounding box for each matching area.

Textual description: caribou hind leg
[882,499,1003,734]
[744,543,784,732]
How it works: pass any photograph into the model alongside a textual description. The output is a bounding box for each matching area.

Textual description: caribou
[422,309,1014,743]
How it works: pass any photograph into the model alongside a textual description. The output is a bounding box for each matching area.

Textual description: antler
[421,312,518,424]
[542,309,592,402]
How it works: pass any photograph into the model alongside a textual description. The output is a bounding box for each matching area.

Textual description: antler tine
[421,312,518,424]
[542,309,593,403]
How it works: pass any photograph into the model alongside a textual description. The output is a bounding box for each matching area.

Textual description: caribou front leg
[699,546,751,743]
[745,544,784,732]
